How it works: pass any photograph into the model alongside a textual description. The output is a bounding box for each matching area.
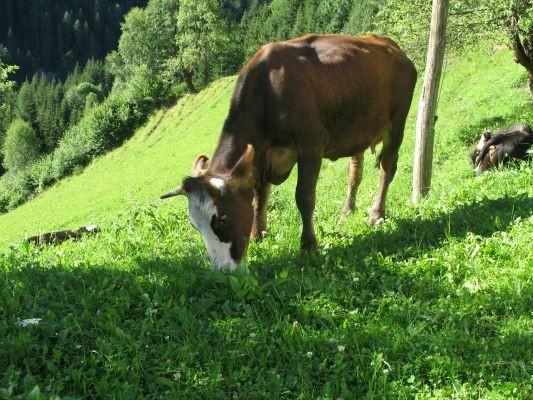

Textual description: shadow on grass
[1,194,531,398]
[450,101,533,147]
[453,115,506,146]
[139,193,531,395]
[332,194,532,261]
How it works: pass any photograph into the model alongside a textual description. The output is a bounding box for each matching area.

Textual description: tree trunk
[202,61,210,87]
[412,0,449,204]
[181,70,196,93]
[509,29,533,95]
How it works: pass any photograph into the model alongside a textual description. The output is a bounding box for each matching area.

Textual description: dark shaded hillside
[0,0,147,80]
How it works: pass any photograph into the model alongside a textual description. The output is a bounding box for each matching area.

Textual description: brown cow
[161,34,417,270]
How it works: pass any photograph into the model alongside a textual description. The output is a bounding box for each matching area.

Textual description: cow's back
[227,34,417,159]
[282,34,415,104]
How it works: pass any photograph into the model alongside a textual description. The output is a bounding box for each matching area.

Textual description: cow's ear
[192,155,210,177]
[483,131,492,140]
[229,144,255,188]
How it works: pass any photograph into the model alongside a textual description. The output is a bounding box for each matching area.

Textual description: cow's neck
[209,117,264,181]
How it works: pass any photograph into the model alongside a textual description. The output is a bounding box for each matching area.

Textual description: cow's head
[471,131,502,175]
[161,145,255,270]
[470,131,492,166]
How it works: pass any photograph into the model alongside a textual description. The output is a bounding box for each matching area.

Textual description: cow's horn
[160,186,185,199]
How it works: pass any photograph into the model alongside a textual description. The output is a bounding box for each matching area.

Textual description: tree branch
[509,31,533,71]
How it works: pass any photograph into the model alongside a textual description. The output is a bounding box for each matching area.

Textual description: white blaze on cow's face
[161,145,256,269]
[476,133,490,152]
[471,131,493,173]
[186,183,236,271]
[209,177,227,195]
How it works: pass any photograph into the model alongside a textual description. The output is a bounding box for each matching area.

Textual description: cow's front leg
[251,183,270,239]
[296,150,322,252]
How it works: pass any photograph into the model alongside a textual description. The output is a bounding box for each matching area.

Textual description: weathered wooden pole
[412,0,449,203]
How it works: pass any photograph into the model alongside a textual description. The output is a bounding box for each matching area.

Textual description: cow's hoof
[340,207,354,223]
[367,210,385,227]
[251,230,268,241]
[300,236,318,252]
[370,217,385,227]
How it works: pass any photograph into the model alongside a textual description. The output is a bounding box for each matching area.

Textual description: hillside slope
[0,47,529,244]
[0,76,235,244]
[0,46,532,398]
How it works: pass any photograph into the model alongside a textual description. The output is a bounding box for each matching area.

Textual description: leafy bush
[63,82,104,125]
[0,61,17,112]
[112,0,180,85]
[1,119,40,171]
[84,92,99,113]
[0,67,170,213]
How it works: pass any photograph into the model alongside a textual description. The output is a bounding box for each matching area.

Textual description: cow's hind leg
[251,183,270,239]
[296,149,323,251]
[341,152,364,219]
[368,122,405,226]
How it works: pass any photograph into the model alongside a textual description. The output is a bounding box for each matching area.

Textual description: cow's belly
[323,120,388,160]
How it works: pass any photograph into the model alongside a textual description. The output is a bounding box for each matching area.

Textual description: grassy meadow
[0,46,532,398]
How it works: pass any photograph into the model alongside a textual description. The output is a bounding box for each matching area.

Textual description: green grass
[0,46,532,399]
[0,76,237,244]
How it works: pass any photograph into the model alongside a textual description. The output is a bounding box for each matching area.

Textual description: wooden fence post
[412,0,449,203]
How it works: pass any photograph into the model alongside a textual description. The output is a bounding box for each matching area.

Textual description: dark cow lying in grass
[471,124,532,175]
[162,34,417,270]
[26,225,99,246]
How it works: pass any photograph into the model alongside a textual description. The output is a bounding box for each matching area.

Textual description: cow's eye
[217,214,228,227]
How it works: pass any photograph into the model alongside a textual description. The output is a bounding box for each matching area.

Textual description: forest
[0,0,148,80]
